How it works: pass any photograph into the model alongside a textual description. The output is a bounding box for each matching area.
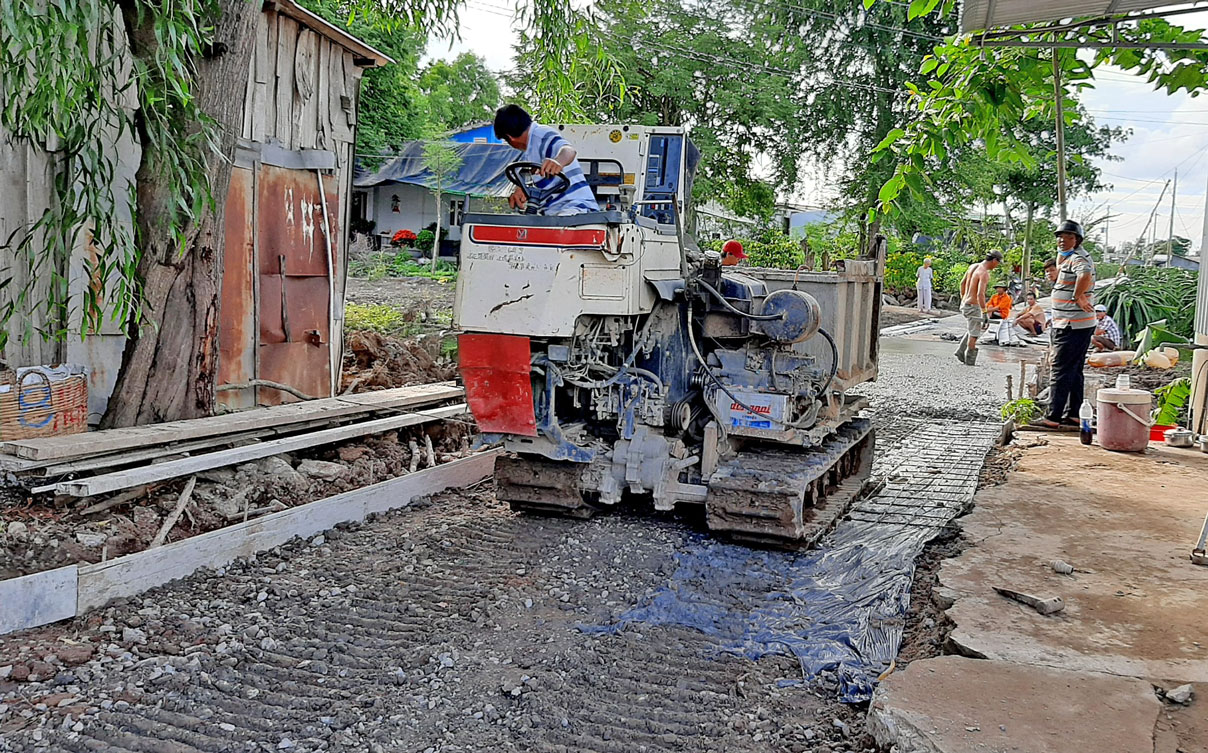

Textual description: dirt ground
[346,276,455,319]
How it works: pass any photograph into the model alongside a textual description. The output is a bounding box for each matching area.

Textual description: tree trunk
[432,187,443,272]
[1021,201,1035,298]
[103,0,259,428]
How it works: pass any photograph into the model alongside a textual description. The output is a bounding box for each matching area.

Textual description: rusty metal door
[256,165,339,405]
[218,166,256,410]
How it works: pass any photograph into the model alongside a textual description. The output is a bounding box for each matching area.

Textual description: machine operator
[493,104,600,216]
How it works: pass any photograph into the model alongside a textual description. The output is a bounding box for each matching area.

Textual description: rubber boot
[954,335,968,364]
[965,347,979,366]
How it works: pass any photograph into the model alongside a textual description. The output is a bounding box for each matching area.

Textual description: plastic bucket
[1097,388,1152,453]
[1150,424,1175,442]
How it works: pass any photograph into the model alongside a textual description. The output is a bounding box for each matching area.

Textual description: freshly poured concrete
[868,656,1162,753]
[939,436,1208,683]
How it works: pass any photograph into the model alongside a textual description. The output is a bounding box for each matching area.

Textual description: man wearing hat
[721,240,747,267]
[1036,219,1096,428]
[986,283,1013,320]
[1092,305,1121,352]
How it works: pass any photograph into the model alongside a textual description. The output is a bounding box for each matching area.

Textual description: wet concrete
[940,435,1208,683]
[868,655,1162,753]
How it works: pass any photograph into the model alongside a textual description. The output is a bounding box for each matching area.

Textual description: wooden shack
[0,1,391,422]
[218,1,392,409]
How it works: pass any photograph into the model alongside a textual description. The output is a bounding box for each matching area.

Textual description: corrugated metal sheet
[961,0,1177,32]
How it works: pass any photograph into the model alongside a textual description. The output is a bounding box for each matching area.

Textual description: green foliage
[301,0,433,154]
[345,303,412,334]
[415,229,436,253]
[1001,398,1040,426]
[349,252,457,282]
[885,250,925,293]
[388,257,458,282]
[1096,268,1199,341]
[0,0,218,349]
[419,53,501,130]
[1154,377,1192,427]
[870,2,1208,219]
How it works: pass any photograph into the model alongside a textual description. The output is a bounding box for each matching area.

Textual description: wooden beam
[38,403,469,497]
[2,383,462,461]
[75,450,498,613]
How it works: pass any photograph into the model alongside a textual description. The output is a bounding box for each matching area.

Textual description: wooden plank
[2,383,462,460]
[0,565,78,636]
[43,403,469,497]
[76,450,499,612]
[275,15,297,149]
[258,7,278,141]
[293,28,319,149]
[316,38,330,150]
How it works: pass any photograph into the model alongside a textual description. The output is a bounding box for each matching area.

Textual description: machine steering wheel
[504,161,571,213]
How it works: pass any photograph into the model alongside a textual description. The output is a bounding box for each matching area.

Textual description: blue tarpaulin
[353,141,517,197]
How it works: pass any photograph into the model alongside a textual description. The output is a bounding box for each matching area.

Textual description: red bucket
[1150,424,1175,442]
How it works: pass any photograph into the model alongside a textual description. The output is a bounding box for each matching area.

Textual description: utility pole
[1053,48,1068,222]
[1167,169,1178,265]
[1104,209,1109,257]
[1192,170,1208,436]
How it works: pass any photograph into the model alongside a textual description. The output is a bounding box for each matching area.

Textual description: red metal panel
[468,225,606,249]
[255,164,339,404]
[458,334,537,436]
[257,165,337,276]
[257,341,331,406]
[258,275,329,345]
[218,166,256,410]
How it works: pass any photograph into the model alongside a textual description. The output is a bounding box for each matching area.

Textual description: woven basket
[0,367,89,441]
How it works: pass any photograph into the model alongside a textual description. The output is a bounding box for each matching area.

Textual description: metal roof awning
[960,0,1185,33]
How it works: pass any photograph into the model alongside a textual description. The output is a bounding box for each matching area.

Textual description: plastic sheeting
[584,422,1000,703]
[353,142,516,198]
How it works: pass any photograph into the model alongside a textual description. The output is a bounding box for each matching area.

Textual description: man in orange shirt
[987,284,1012,320]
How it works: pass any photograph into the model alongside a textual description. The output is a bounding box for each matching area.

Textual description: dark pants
[1047,326,1094,421]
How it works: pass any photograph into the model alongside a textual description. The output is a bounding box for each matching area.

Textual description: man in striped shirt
[1036,219,1096,429]
[493,105,600,216]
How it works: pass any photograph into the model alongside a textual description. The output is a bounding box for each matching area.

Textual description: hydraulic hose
[817,326,839,397]
[697,280,785,321]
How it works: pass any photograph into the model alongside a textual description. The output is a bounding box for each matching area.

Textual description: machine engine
[455,125,880,547]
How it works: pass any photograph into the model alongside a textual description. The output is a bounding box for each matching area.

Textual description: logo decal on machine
[469,225,606,249]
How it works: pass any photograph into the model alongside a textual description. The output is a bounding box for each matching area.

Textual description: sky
[426,2,1208,254]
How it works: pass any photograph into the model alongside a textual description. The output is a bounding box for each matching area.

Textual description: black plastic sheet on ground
[583,422,999,703]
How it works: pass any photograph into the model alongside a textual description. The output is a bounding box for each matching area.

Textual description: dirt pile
[341,330,458,393]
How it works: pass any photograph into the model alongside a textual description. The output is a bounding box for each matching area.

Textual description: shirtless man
[954,250,1003,366]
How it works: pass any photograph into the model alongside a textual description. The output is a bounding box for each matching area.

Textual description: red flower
[392,229,417,243]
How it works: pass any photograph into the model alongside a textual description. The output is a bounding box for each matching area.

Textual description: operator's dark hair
[1043,257,1058,268]
[985,250,1004,262]
[494,104,532,139]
